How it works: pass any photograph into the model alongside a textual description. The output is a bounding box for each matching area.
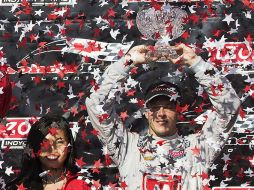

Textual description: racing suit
[86,57,241,190]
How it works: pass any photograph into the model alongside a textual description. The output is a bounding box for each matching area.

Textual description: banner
[0,0,254,189]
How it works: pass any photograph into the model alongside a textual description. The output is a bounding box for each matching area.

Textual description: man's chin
[153,129,171,137]
[150,125,177,137]
[155,132,171,138]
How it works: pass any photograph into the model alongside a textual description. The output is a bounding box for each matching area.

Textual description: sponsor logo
[225,134,254,153]
[0,0,74,6]
[0,117,78,149]
[7,63,82,75]
[9,42,254,75]
[0,117,36,149]
[226,135,254,146]
[169,150,186,159]
[213,187,254,190]
[143,173,181,190]
[127,0,220,2]
[208,42,254,64]
[1,138,27,149]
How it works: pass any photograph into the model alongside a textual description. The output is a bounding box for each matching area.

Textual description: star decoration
[0,161,3,169]
[222,13,235,25]
[16,183,27,190]
[191,146,201,156]
[159,162,166,169]
[5,166,14,176]
[75,157,86,168]
[167,157,176,166]
[114,139,121,149]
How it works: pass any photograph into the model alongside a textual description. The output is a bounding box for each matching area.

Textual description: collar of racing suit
[137,132,188,155]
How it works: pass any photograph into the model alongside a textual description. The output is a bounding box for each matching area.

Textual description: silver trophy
[136,4,188,61]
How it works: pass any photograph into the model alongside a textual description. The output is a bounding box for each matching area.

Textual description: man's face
[145,96,178,137]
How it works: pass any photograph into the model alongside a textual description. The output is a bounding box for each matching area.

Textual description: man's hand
[125,45,159,66]
[165,44,199,66]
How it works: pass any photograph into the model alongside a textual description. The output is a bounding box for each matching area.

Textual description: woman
[7,114,91,190]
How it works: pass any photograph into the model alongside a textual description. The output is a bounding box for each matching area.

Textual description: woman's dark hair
[7,114,79,190]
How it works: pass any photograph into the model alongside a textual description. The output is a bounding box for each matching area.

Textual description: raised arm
[85,45,158,165]
[192,59,240,166]
[167,44,241,165]
[86,58,132,166]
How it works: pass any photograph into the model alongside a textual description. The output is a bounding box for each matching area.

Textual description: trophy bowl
[136,4,188,61]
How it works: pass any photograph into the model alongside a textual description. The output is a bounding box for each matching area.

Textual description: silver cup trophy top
[136,4,188,60]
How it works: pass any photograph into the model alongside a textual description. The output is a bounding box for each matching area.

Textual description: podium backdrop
[0,0,254,189]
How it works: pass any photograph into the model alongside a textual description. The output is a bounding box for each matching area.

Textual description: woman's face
[38,129,69,170]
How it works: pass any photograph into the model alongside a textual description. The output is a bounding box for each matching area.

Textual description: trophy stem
[146,42,179,62]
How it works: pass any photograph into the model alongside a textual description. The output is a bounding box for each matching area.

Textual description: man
[86,44,240,190]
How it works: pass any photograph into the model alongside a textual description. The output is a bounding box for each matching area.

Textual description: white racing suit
[86,57,241,190]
